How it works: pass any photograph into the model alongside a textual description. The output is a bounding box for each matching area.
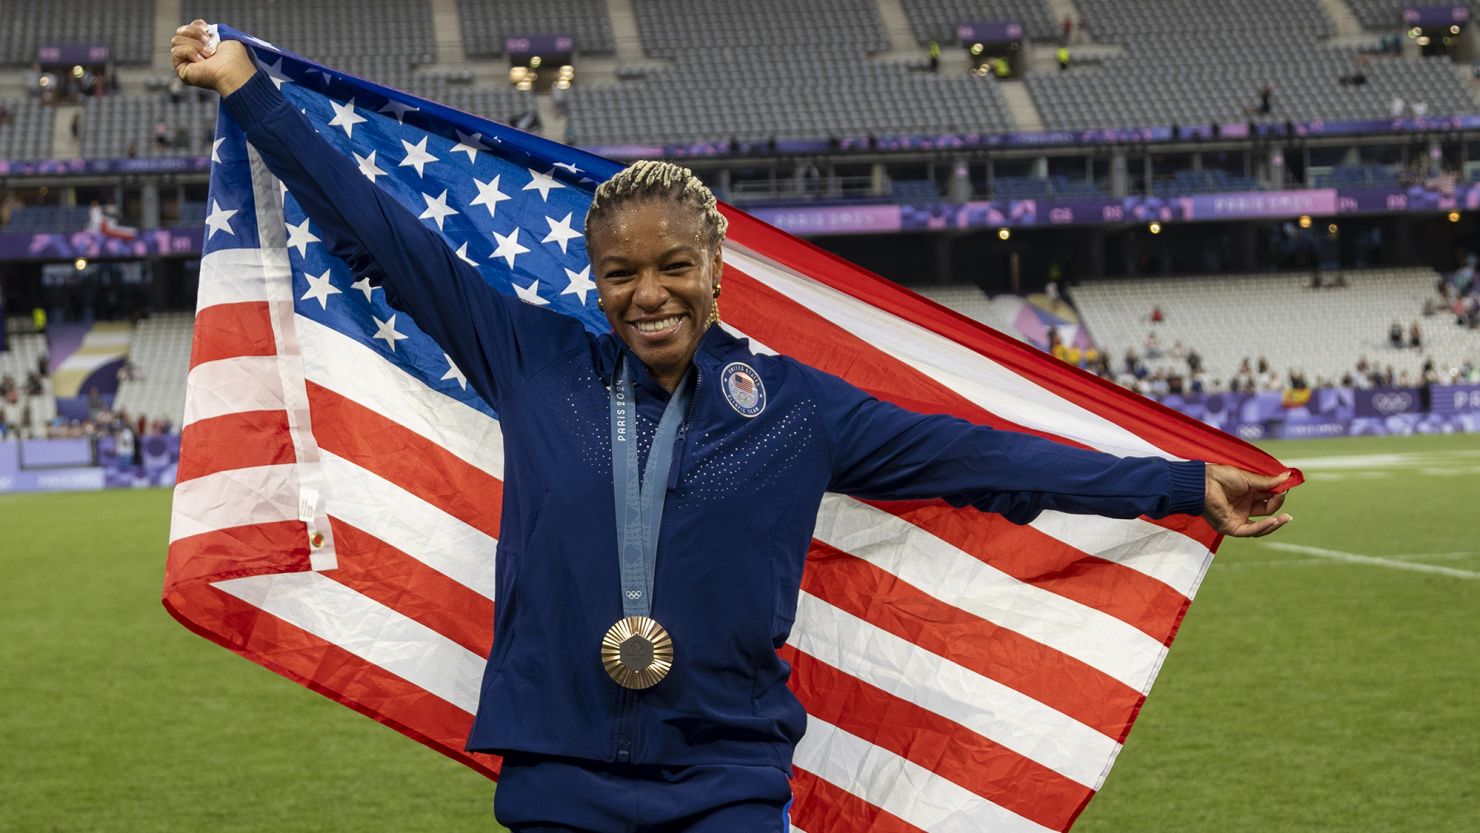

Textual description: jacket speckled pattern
[224,70,1207,773]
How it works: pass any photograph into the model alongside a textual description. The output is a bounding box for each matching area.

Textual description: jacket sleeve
[804,364,1206,524]
[222,70,587,408]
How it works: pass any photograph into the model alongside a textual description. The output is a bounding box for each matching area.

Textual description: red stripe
[723,208,1303,492]
[163,520,312,593]
[306,381,504,539]
[790,766,924,833]
[867,500,1191,643]
[784,645,1092,831]
[176,410,296,483]
[190,301,276,368]
[162,579,501,780]
[802,541,1142,740]
[324,517,495,657]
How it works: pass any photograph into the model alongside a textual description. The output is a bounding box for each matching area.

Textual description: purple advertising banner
[1355,386,1424,418]
[504,34,575,58]
[38,43,110,65]
[1404,5,1470,27]
[956,21,1025,43]
[0,156,212,177]
[0,435,179,493]
[0,227,203,261]
[19,437,92,467]
[1429,383,1480,416]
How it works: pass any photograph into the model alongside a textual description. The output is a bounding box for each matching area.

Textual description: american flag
[163,27,1295,832]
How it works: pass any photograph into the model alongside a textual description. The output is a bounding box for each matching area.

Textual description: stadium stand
[898,0,1061,44]
[457,0,616,57]
[1026,0,1474,129]
[1070,268,1480,386]
[79,95,216,159]
[1345,0,1410,31]
[0,0,155,66]
[0,325,57,435]
[180,1,436,68]
[1,204,91,232]
[631,0,890,57]
[112,313,193,426]
[0,98,53,160]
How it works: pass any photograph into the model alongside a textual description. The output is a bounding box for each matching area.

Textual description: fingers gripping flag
[163,25,1298,832]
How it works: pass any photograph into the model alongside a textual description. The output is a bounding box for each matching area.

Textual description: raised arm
[172,21,587,407]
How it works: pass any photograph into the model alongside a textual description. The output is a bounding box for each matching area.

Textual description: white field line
[1256,542,1480,580]
[1220,550,1478,569]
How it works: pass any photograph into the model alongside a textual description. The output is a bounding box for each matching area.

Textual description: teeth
[634,316,681,333]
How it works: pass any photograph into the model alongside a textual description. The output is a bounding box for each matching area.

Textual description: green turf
[2,432,1476,832]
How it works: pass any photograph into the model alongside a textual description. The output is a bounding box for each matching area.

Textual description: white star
[553,162,581,175]
[490,228,530,269]
[398,136,438,177]
[262,56,291,90]
[561,265,596,305]
[541,212,583,253]
[441,352,467,390]
[285,217,320,257]
[370,314,409,351]
[299,269,341,310]
[523,167,565,201]
[354,149,387,183]
[454,242,478,266]
[327,97,367,138]
[211,136,225,163]
[451,130,489,163]
[469,174,510,218]
[418,190,459,230]
[513,280,550,306]
[379,99,418,123]
[352,276,378,302]
[203,200,238,240]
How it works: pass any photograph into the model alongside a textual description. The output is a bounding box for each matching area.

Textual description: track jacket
[224,71,1207,772]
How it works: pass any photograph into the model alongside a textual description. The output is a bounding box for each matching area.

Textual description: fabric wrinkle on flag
[162,24,1301,833]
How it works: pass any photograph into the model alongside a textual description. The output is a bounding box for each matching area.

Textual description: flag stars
[399,136,438,177]
[371,314,409,351]
[328,97,367,138]
[300,269,341,310]
[523,167,565,201]
[469,174,510,218]
[561,265,596,305]
[454,242,478,266]
[379,99,418,123]
[352,276,378,302]
[262,55,292,90]
[286,217,321,257]
[418,190,459,231]
[204,200,238,240]
[354,149,387,183]
[451,130,489,163]
[211,136,225,163]
[513,280,550,306]
[490,228,530,269]
[441,353,467,390]
[542,212,583,254]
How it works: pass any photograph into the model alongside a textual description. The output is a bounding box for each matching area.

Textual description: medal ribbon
[610,356,692,619]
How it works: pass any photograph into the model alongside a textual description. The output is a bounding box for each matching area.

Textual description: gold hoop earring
[706,298,721,327]
[712,283,722,299]
[597,296,605,310]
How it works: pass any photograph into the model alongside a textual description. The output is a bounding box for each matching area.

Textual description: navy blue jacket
[225,71,1206,772]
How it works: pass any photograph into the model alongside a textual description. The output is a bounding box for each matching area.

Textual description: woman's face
[589,199,722,390]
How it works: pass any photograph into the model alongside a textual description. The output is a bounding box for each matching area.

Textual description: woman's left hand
[1202,464,1293,537]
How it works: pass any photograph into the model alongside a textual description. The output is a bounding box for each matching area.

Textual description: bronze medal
[601,616,674,689]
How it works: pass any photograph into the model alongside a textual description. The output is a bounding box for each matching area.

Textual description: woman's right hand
[171,19,257,96]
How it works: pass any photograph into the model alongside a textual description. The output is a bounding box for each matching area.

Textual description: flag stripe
[325,517,495,657]
[801,542,1139,741]
[782,645,1093,831]
[790,766,926,833]
[308,382,505,541]
[812,497,1166,692]
[183,356,288,426]
[196,247,272,309]
[190,301,278,369]
[1031,511,1214,599]
[170,463,301,543]
[163,520,311,590]
[214,571,484,713]
[790,591,1116,787]
[176,410,296,483]
[794,717,1057,833]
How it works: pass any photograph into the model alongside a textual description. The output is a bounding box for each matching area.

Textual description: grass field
[2,432,1477,832]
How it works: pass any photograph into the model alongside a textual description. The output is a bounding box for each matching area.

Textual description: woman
[172,22,1291,833]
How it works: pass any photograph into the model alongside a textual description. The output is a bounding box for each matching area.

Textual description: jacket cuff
[1166,460,1206,516]
[222,69,284,129]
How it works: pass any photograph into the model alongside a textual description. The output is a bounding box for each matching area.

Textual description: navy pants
[493,753,793,833]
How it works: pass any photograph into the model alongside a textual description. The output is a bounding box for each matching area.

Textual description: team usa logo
[720,362,766,417]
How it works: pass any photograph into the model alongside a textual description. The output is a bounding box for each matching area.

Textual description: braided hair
[585,160,728,251]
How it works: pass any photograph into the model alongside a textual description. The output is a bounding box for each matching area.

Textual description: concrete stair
[1316,0,1366,38]
[997,78,1045,131]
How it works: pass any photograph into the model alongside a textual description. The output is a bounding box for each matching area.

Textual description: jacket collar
[600,323,742,394]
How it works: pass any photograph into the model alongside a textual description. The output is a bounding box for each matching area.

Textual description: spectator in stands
[1144,331,1162,360]
[23,63,41,97]
[1408,321,1422,349]
[1061,15,1073,45]
[928,40,940,72]
[1150,305,1164,324]
[1388,321,1404,348]
[1340,54,1369,87]
[24,372,41,397]
[0,103,10,126]
[1390,96,1406,118]
[1256,86,1273,116]
[154,120,171,151]
[1057,47,1070,72]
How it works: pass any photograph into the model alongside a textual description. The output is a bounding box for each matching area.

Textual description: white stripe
[725,244,1173,461]
[195,248,273,309]
[790,592,1115,788]
[794,718,1057,833]
[212,571,483,712]
[1260,542,1480,580]
[814,495,1165,691]
[183,356,287,425]
[169,463,299,542]
[1030,510,1212,597]
[296,315,505,479]
[319,451,497,599]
